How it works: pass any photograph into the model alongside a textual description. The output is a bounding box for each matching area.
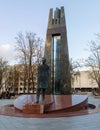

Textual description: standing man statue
[35,57,50,103]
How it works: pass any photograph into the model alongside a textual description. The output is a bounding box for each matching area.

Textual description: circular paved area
[0,94,100,130]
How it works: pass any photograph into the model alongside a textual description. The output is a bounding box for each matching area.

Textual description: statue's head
[42,57,46,64]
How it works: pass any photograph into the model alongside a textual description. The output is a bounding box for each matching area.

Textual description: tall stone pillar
[44,7,71,94]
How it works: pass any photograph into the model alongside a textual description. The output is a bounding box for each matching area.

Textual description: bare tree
[69,58,81,75]
[15,32,44,93]
[85,35,100,94]
[0,57,8,94]
[69,58,81,91]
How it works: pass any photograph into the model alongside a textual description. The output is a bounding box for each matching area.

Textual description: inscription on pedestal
[23,104,44,114]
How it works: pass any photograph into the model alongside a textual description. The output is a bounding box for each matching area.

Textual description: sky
[0,0,100,65]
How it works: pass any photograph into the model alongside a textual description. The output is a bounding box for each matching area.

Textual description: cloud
[0,43,15,64]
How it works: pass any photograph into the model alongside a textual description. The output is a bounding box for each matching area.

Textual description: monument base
[13,94,88,115]
[23,104,44,114]
[0,94,99,118]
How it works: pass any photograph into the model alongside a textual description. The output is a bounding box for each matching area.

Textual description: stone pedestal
[23,104,44,114]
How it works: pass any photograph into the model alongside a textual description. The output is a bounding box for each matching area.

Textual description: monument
[8,6,93,117]
[44,7,71,94]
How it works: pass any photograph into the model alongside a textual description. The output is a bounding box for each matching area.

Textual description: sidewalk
[0,95,100,130]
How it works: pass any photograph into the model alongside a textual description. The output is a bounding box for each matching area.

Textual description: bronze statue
[35,57,50,103]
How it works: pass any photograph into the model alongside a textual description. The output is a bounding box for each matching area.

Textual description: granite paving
[0,93,100,130]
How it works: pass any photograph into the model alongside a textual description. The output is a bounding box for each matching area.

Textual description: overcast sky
[0,0,100,64]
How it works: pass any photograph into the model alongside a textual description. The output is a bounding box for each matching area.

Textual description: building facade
[0,64,99,96]
[72,70,98,92]
[0,64,37,95]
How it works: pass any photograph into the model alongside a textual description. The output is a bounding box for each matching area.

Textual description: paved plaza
[0,94,100,130]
